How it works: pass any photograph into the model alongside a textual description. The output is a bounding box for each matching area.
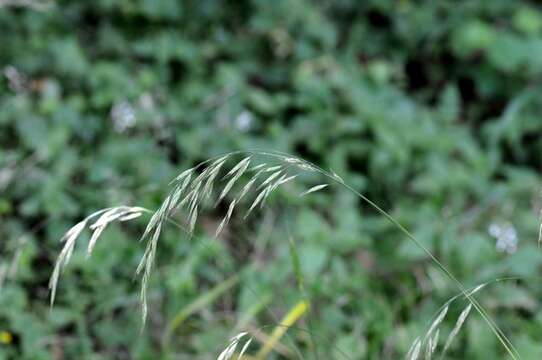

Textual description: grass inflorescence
[50,150,524,359]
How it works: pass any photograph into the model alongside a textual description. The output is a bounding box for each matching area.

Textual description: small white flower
[3,65,26,93]
[110,101,136,133]
[488,222,518,254]
[235,110,253,132]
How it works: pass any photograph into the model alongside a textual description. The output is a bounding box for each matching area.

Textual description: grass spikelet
[238,338,253,359]
[203,159,227,200]
[282,156,317,172]
[259,187,273,210]
[468,283,486,296]
[426,305,448,340]
[186,182,202,221]
[237,168,266,202]
[223,156,251,180]
[263,165,282,172]
[119,211,144,222]
[172,167,194,184]
[431,328,439,354]
[218,332,250,360]
[245,188,269,218]
[249,163,266,171]
[331,170,344,183]
[189,204,199,233]
[300,184,328,196]
[424,336,433,360]
[87,224,106,256]
[425,328,439,360]
[137,221,162,324]
[260,173,296,209]
[274,174,298,188]
[167,172,193,214]
[442,303,472,355]
[87,207,143,256]
[179,186,197,209]
[192,164,214,192]
[257,170,283,191]
[140,208,161,242]
[406,337,421,360]
[137,222,162,277]
[215,200,237,238]
[216,158,251,205]
[49,219,87,306]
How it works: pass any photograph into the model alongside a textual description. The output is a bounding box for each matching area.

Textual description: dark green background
[1,0,542,359]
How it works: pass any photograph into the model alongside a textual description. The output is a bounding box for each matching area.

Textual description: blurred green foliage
[1,0,542,359]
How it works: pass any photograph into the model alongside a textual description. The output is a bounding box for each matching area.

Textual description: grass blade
[163,273,240,347]
[255,300,309,359]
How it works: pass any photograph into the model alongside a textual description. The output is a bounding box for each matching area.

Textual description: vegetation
[1,1,542,359]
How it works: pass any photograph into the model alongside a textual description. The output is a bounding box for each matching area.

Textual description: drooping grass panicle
[127,154,318,324]
[49,219,87,306]
[408,280,490,359]
[49,150,518,360]
[49,206,145,307]
[88,206,144,256]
